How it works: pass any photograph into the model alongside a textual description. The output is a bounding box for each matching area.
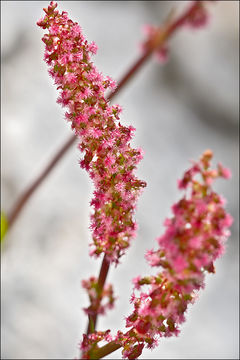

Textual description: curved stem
[7,134,76,229]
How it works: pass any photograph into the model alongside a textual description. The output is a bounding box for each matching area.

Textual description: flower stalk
[86,255,110,334]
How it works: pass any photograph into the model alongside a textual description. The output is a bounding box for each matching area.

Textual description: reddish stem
[87,255,110,334]
[166,1,200,35]
[6,135,76,229]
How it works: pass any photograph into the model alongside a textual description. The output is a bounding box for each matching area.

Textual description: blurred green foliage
[1,212,8,243]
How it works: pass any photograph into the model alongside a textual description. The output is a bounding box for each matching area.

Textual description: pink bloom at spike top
[37,1,146,264]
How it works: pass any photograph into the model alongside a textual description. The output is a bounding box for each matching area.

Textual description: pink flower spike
[37,1,146,264]
[123,151,232,356]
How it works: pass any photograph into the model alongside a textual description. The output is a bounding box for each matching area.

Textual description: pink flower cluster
[37,2,146,264]
[82,277,115,317]
[119,150,232,358]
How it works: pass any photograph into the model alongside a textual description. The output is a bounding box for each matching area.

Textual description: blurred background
[1,1,239,359]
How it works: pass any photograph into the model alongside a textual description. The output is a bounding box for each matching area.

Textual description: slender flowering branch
[81,151,232,359]
[5,0,211,236]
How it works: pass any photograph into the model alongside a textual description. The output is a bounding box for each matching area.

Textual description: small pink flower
[88,41,98,54]
[220,213,234,228]
[142,24,156,37]
[104,76,116,90]
[218,163,232,179]
[172,255,187,273]
[89,128,102,138]
[132,276,142,290]
[72,24,82,37]
[189,236,202,249]
[49,24,59,35]
[154,45,169,64]
[145,249,161,267]
[64,72,77,84]
[104,155,115,168]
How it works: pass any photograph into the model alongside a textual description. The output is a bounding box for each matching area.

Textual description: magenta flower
[37,1,146,264]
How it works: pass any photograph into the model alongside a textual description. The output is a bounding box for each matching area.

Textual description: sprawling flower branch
[36,2,232,359]
[37,1,146,265]
[83,150,232,359]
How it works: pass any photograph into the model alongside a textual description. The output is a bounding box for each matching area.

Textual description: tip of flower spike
[43,1,58,14]
[50,1,57,7]
[178,150,232,190]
